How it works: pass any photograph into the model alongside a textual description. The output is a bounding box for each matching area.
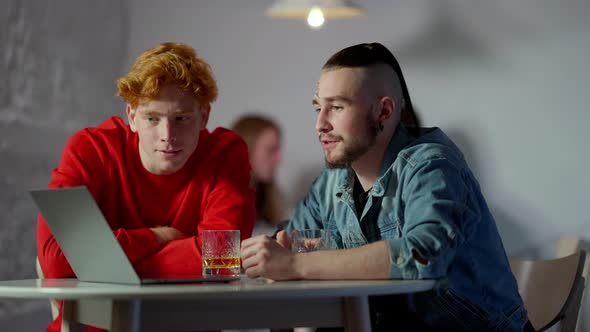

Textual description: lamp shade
[266,0,364,18]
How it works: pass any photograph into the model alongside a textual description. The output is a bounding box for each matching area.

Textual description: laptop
[30,186,239,284]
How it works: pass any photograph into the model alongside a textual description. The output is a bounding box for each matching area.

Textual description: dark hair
[323,42,420,133]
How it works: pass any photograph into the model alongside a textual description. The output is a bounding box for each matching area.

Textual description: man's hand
[241,234,300,281]
[150,226,187,246]
[275,230,292,250]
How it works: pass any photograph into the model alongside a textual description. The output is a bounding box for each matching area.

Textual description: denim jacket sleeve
[387,156,481,279]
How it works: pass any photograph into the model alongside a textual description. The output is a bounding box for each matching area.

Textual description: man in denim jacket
[242,43,533,332]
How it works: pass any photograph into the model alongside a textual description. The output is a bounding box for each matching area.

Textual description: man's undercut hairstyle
[116,42,218,108]
[322,42,419,130]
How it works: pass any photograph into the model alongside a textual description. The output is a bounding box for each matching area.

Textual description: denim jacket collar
[335,124,415,198]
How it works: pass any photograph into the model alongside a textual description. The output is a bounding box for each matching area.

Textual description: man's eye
[176,116,189,122]
[147,117,159,122]
[313,107,321,113]
[332,106,344,111]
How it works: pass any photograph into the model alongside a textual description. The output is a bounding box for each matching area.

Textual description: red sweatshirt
[37,116,255,331]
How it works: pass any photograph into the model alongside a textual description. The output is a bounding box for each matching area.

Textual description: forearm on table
[37,241,75,278]
[294,240,391,280]
[134,236,202,276]
[37,227,161,278]
[113,227,161,263]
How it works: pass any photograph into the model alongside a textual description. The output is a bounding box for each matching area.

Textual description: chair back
[510,250,586,332]
[557,237,590,332]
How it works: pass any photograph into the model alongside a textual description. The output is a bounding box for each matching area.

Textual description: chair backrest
[557,236,590,332]
[510,250,586,332]
[35,257,60,320]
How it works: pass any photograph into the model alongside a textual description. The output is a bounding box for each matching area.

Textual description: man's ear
[126,105,138,132]
[377,96,395,123]
[199,104,211,130]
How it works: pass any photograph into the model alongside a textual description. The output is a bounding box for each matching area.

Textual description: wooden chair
[35,256,60,320]
[510,250,586,332]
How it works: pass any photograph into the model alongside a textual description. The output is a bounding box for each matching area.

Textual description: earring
[378,122,384,132]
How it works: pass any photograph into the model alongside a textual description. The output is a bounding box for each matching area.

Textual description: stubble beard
[324,111,379,169]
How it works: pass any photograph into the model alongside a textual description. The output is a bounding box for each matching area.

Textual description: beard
[324,111,379,169]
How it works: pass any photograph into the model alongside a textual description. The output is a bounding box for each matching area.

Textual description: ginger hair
[116,42,218,108]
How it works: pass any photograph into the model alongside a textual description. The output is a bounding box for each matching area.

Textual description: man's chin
[154,160,187,175]
[324,157,350,169]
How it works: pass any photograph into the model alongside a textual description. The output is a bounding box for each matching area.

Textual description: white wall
[126,0,590,256]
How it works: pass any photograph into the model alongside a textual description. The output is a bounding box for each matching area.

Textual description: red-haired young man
[37,42,256,332]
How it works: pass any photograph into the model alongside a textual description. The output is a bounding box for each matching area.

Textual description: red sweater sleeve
[37,128,160,278]
[199,134,256,241]
[133,132,256,277]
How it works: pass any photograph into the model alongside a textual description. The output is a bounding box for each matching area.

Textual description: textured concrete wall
[0,0,127,328]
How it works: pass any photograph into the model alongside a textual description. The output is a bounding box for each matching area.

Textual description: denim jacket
[286,125,528,331]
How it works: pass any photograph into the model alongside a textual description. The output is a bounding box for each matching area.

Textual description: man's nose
[159,120,177,142]
[315,109,331,133]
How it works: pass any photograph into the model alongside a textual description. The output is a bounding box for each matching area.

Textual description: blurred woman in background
[231,115,283,237]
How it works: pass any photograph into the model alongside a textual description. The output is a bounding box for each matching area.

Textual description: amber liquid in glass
[202,257,240,278]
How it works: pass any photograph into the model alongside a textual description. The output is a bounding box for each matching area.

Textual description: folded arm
[133,138,256,277]
[37,131,162,278]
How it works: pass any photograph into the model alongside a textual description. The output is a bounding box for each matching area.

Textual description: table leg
[65,299,142,332]
[61,300,85,332]
[110,300,142,332]
[343,296,371,332]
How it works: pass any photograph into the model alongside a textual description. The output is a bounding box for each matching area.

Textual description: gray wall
[0,0,127,329]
